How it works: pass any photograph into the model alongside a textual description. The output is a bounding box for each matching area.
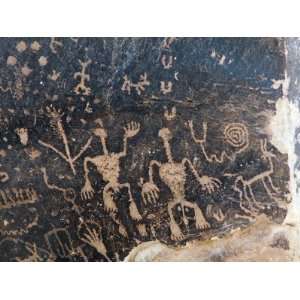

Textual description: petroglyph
[16,41,27,52]
[73,59,92,95]
[141,127,221,241]
[15,127,28,146]
[161,37,176,49]
[121,73,150,95]
[164,106,176,121]
[38,56,48,66]
[160,81,173,95]
[81,120,142,235]
[188,121,249,163]
[0,187,38,210]
[30,41,41,52]
[44,228,75,260]
[41,167,79,214]
[48,70,60,81]
[225,139,285,216]
[79,221,110,261]
[0,38,292,261]
[39,106,92,175]
[49,37,63,54]
[161,55,173,69]
[17,242,53,262]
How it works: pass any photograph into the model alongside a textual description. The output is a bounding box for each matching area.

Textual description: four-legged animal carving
[141,127,221,240]
[81,120,142,235]
[226,139,282,216]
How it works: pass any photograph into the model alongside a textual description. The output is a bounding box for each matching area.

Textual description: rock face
[0,38,297,261]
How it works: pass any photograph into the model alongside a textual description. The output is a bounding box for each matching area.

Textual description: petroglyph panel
[0,38,294,261]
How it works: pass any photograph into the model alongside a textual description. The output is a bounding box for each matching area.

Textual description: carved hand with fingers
[140,178,160,204]
[81,180,95,200]
[124,121,140,138]
[199,175,222,193]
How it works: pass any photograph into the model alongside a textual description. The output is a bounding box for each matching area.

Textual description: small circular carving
[224,123,249,149]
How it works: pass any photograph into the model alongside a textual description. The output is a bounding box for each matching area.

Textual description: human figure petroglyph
[39,106,92,175]
[80,119,143,235]
[121,73,150,95]
[73,59,92,95]
[160,81,173,95]
[140,127,221,241]
[225,139,283,217]
[188,121,249,163]
[161,55,173,69]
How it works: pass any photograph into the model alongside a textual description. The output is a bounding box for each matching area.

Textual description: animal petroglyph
[73,59,92,95]
[0,187,38,210]
[121,73,150,95]
[225,139,284,217]
[39,106,93,175]
[141,127,221,241]
[81,120,143,235]
[188,121,249,163]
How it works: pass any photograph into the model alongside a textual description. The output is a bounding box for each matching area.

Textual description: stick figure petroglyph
[161,55,173,69]
[225,139,283,217]
[140,127,221,241]
[73,59,92,95]
[81,119,143,235]
[188,121,249,163]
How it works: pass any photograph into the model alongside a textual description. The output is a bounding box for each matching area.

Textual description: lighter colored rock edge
[125,43,300,262]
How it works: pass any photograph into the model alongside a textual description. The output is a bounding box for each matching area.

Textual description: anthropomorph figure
[140,127,221,241]
[81,119,142,236]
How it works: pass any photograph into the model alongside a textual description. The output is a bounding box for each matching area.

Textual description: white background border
[0,1,300,299]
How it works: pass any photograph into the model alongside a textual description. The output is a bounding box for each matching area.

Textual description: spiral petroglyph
[224,123,249,149]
